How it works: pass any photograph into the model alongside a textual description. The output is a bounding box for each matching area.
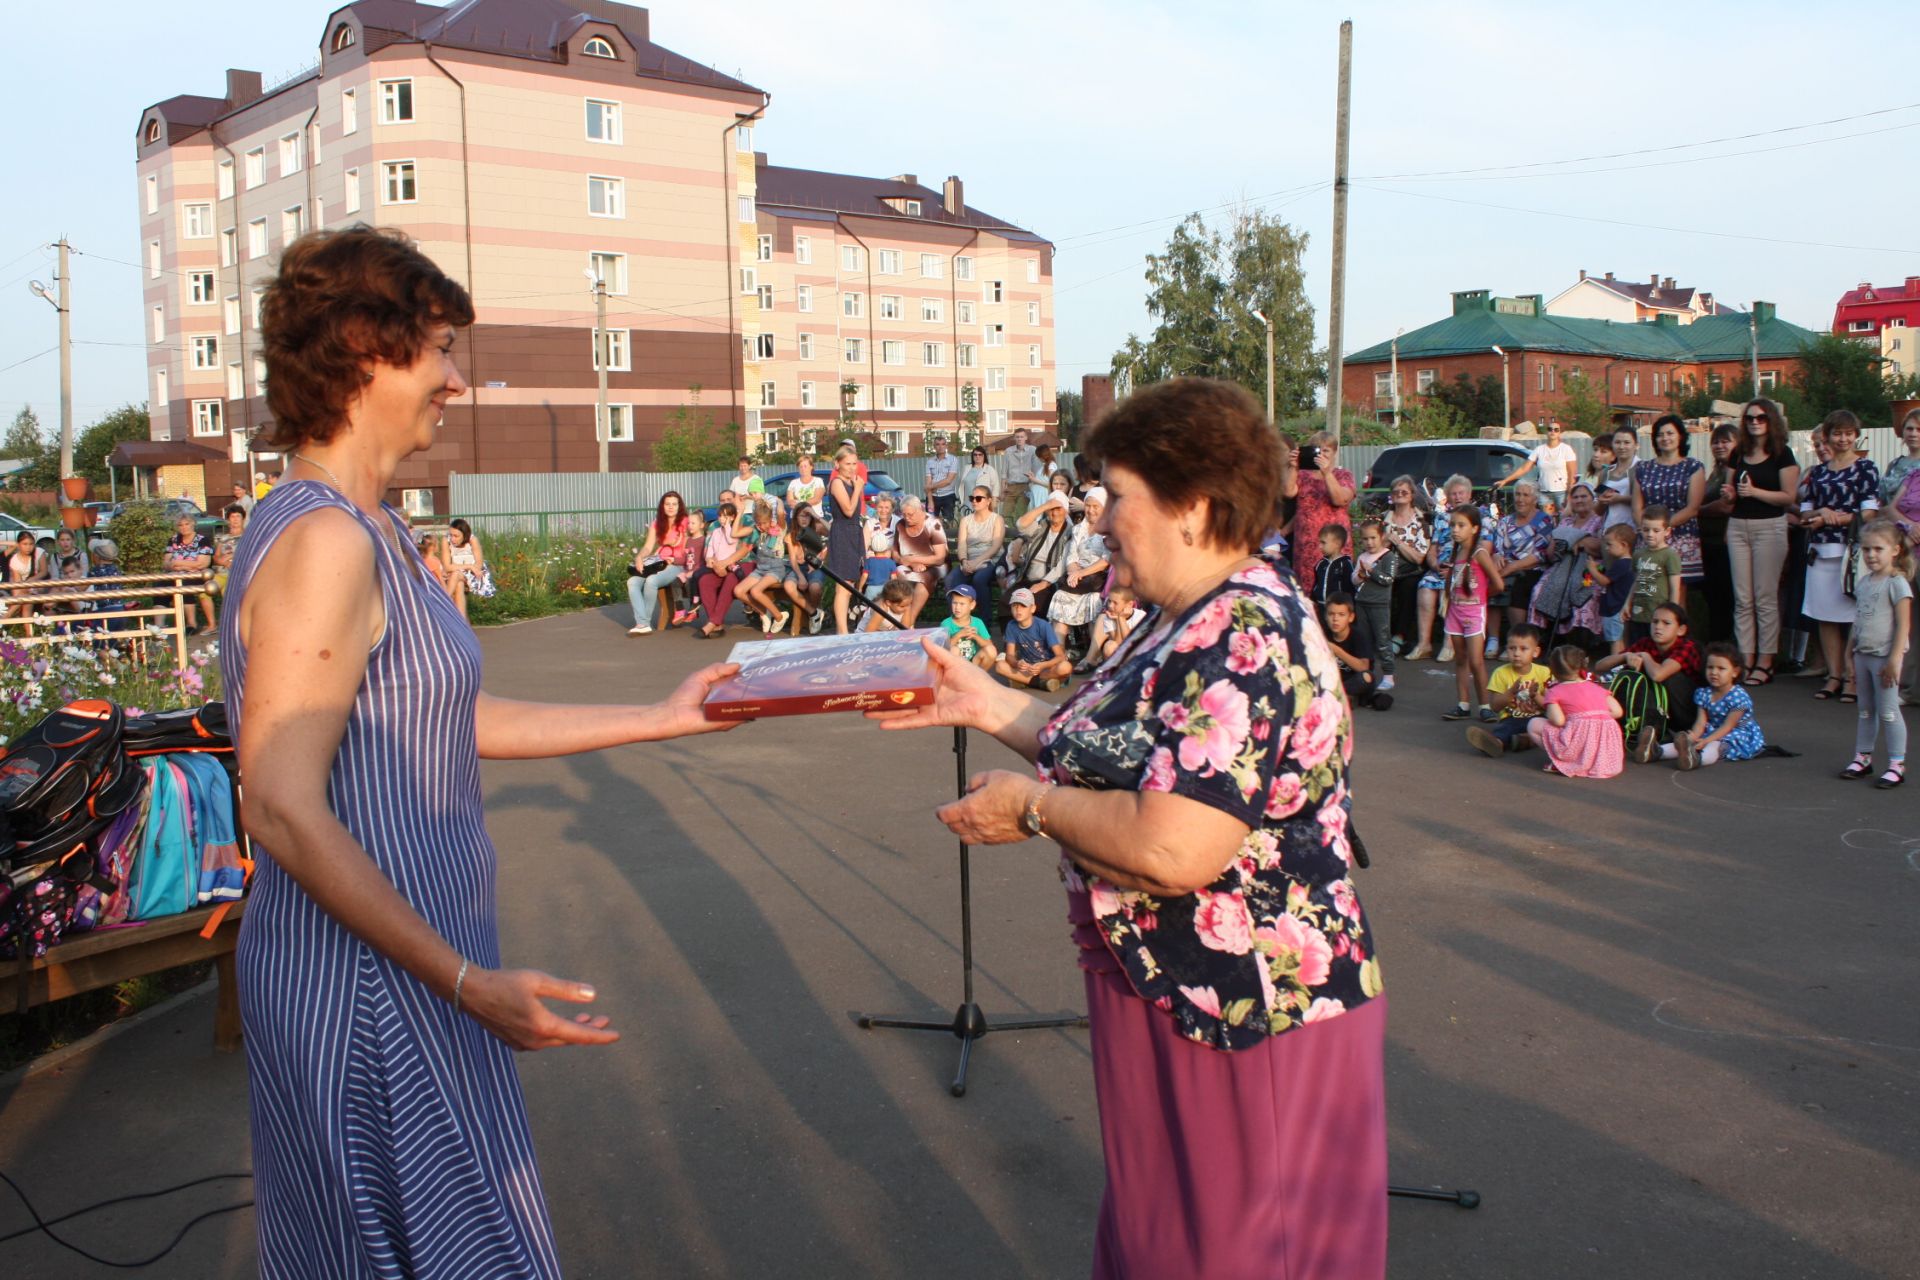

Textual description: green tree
[1,406,57,492]
[1111,210,1322,415]
[1426,373,1507,433]
[1055,389,1084,446]
[648,385,742,471]
[1397,396,1470,439]
[1791,333,1890,424]
[73,404,150,488]
[1555,372,1613,439]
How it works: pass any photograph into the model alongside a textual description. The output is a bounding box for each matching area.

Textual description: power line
[1353,182,1920,256]
[1355,99,1920,181]
[0,347,56,375]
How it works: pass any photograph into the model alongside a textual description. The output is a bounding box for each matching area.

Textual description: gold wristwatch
[1022,783,1055,839]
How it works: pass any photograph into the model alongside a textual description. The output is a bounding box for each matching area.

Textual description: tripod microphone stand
[806,554,1086,1097]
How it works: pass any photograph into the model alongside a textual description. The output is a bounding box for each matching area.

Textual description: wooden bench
[2,899,248,1053]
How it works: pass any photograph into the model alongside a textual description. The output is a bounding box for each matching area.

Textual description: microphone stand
[806,552,1087,1098]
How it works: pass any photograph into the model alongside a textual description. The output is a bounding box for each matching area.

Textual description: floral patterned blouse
[1800,458,1883,551]
[1034,560,1381,1052]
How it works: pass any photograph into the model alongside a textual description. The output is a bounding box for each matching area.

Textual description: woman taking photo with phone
[1283,428,1355,588]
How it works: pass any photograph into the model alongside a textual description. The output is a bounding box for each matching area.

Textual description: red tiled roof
[754,163,1045,239]
[1834,279,1920,308]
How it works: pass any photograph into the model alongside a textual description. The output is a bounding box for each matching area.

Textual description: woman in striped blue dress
[224,227,739,1279]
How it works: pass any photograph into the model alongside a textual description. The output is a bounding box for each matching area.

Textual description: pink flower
[1260,914,1333,988]
[1177,680,1252,775]
[1158,700,1191,732]
[1265,773,1306,819]
[1292,694,1341,770]
[1142,746,1176,793]
[1329,878,1358,919]
[1226,628,1269,675]
[1193,891,1254,954]
[1318,803,1352,865]
[1247,829,1283,870]
[1303,997,1347,1023]
[1174,595,1236,653]
[1089,883,1124,918]
[1179,984,1224,1019]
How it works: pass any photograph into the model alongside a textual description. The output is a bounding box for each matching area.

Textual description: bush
[107,501,174,574]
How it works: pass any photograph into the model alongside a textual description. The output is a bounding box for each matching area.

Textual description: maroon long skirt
[1084,967,1388,1280]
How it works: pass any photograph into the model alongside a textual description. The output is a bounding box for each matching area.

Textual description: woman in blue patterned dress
[226,228,740,1279]
[1797,409,1882,701]
[873,379,1385,1279]
[1630,414,1708,579]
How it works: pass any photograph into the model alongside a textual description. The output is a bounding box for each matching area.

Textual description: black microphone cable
[0,1167,252,1268]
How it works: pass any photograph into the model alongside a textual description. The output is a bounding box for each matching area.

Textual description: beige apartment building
[133,0,1055,510]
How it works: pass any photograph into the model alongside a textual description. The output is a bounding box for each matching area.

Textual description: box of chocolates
[702,628,941,720]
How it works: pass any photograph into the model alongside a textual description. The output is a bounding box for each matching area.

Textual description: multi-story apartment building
[133,0,1054,512]
[1831,277,1920,344]
[747,164,1054,456]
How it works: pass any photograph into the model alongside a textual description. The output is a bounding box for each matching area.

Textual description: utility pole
[1325,19,1353,445]
[1251,307,1275,422]
[27,237,74,494]
[1749,307,1761,396]
[1390,329,1402,429]
[592,269,610,473]
[1493,346,1511,432]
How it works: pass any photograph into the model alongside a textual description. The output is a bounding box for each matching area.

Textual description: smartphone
[1297,443,1320,472]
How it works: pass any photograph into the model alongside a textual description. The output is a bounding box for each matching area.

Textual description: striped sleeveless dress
[221,481,561,1279]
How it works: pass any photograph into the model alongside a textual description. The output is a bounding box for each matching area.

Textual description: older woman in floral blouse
[875,379,1384,1279]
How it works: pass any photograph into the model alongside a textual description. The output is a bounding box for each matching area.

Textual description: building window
[188,271,215,304]
[761,381,778,408]
[144,119,160,144]
[583,35,617,58]
[753,333,775,360]
[877,249,901,275]
[1026,301,1040,326]
[882,385,906,410]
[797,333,813,360]
[226,362,244,400]
[144,174,158,214]
[882,340,905,366]
[382,161,417,204]
[757,284,774,310]
[589,251,628,294]
[987,408,1007,433]
[253,353,266,393]
[281,205,304,243]
[957,300,975,325]
[883,429,909,454]
[848,384,870,411]
[1026,259,1040,284]
[1536,362,1546,392]
[956,255,975,281]
[602,403,634,442]
[922,342,944,367]
[736,195,753,223]
[920,253,942,279]
[800,381,816,408]
[1759,369,1779,389]
[344,168,361,214]
[379,79,414,124]
[842,291,864,318]
[1416,368,1435,393]
[244,148,264,188]
[795,235,811,265]
[589,175,623,217]
[222,295,240,333]
[797,284,812,313]
[154,368,167,408]
[841,245,862,273]
[735,124,753,153]
[739,266,757,294]
[247,218,268,259]
[150,305,164,342]
[181,203,212,239]
[342,88,357,134]
[314,197,326,228]
[957,343,977,368]
[984,324,1004,348]
[593,328,631,371]
[585,98,621,143]
[756,234,772,262]
[1028,386,1042,409]
[279,132,302,176]
[250,287,264,327]
[217,159,234,199]
[879,295,902,320]
[191,399,224,437]
[986,280,1005,303]
[987,367,1007,391]
[331,22,356,51]
[924,385,947,411]
[844,338,864,364]
[310,122,322,164]
[1850,319,1874,332]
[921,297,944,323]
[220,228,235,267]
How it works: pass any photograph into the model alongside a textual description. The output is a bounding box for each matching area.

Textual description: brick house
[1344,290,1821,431]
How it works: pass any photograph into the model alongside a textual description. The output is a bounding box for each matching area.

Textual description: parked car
[1359,440,1533,510]
[0,511,60,555]
[93,499,225,540]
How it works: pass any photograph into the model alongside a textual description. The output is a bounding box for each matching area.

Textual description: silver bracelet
[452,957,471,1013]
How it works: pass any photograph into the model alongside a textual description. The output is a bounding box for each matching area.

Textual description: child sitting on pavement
[1466,622,1552,757]
[862,577,916,633]
[1641,641,1767,769]
[996,586,1073,691]
[1527,644,1625,778]
[1081,586,1144,672]
[1322,593,1388,711]
[1595,602,1702,749]
[941,583,997,669]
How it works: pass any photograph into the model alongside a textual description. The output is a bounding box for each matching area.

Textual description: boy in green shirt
[1630,505,1684,645]
[1467,622,1552,757]
[940,584,997,668]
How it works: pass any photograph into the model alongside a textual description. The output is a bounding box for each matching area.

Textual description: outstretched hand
[866,636,1012,734]
[461,967,619,1051]
[652,662,742,738]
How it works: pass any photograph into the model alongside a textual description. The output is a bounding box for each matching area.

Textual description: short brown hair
[258,226,474,450]
[1082,378,1281,553]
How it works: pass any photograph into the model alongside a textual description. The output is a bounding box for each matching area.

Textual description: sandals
[1840,754,1873,780]
[1813,679,1843,700]
[1743,666,1775,687]
[1840,684,1857,705]
[1878,763,1907,790]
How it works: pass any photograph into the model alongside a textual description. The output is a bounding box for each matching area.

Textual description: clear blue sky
[2,0,1913,435]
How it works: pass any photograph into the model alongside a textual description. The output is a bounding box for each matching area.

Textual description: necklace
[289,452,417,573]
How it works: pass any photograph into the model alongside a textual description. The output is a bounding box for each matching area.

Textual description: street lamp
[1491,345,1511,434]
[1241,304,1275,424]
[584,267,608,473]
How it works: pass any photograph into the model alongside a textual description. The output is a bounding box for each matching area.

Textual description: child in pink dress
[1439,505,1505,722]
[1527,645,1625,777]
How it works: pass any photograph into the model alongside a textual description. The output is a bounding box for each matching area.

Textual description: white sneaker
[1484,637,1500,658]
[1377,675,1395,693]
[759,613,774,633]
[773,610,791,633]
[628,624,652,636]
[808,610,826,634]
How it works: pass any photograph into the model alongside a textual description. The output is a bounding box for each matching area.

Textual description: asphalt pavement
[0,608,1914,1278]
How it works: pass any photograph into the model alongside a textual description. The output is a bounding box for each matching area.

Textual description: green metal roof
[1348,297,1821,365]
